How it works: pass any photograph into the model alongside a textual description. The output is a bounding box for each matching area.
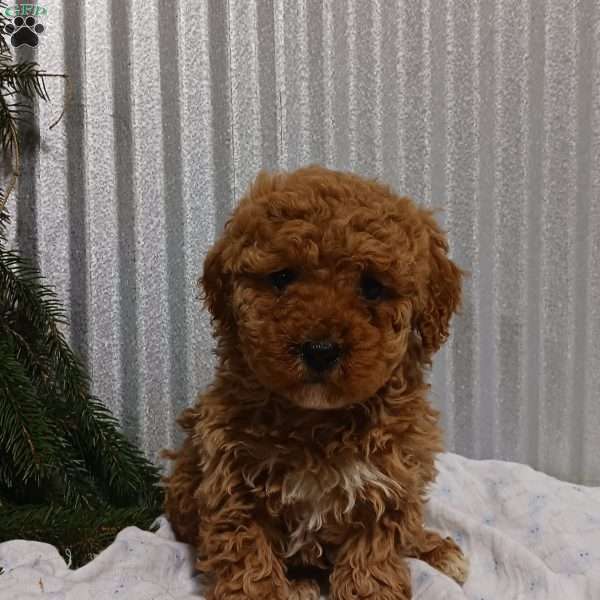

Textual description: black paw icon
[3,16,45,48]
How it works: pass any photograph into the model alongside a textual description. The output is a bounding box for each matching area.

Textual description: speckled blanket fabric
[1,453,598,600]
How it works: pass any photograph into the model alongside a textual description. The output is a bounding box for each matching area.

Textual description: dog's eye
[268,269,297,290]
[360,273,384,301]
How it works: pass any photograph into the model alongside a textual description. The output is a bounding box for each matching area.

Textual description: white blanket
[1,453,599,599]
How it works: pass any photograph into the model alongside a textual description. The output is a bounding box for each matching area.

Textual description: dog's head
[202,166,462,410]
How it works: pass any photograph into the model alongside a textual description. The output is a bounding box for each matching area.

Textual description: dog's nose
[300,340,341,373]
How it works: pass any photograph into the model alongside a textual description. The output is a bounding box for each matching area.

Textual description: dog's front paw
[419,534,469,585]
[330,562,411,600]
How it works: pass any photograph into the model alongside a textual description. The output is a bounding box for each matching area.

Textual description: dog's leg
[200,519,292,600]
[329,519,412,600]
[412,530,469,585]
[163,436,202,544]
[198,497,294,600]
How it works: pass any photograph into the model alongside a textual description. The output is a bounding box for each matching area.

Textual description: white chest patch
[278,458,404,558]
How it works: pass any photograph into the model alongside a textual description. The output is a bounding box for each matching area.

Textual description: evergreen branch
[0,3,162,567]
[0,57,65,206]
[0,204,8,244]
[0,2,9,45]
[0,504,161,568]
[1,142,18,212]
[0,338,95,509]
[47,330,163,507]
[0,450,19,491]
[0,248,70,328]
[0,63,50,101]
[0,337,57,485]
[0,248,163,509]
[63,390,163,508]
[0,89,20,154]
[0,32,8,56]
[0,321,99,508]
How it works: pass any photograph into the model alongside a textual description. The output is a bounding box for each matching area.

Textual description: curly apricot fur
[164,166,467,599]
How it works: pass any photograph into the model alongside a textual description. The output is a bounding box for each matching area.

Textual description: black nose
[300,340,341,373]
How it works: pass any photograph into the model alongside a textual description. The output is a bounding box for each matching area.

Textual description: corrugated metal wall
[5,0,600,484]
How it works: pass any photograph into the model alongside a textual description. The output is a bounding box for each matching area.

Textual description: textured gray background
[5,0,600,484]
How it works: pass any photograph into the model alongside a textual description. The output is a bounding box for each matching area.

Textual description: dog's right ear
[413,209,463,360]
[199,235,232,327]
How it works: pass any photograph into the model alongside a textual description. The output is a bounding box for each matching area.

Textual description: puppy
[165,166,468,600]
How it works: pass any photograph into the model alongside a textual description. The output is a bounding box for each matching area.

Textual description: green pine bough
[0,0,163,566]
[0,506,162,568]
[0,0,68,212]
[0,208,164,568]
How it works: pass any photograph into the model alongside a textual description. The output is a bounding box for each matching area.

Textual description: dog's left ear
[414,210,463,358]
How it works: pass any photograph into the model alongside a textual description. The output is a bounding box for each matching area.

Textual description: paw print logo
[3,16,45,48]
